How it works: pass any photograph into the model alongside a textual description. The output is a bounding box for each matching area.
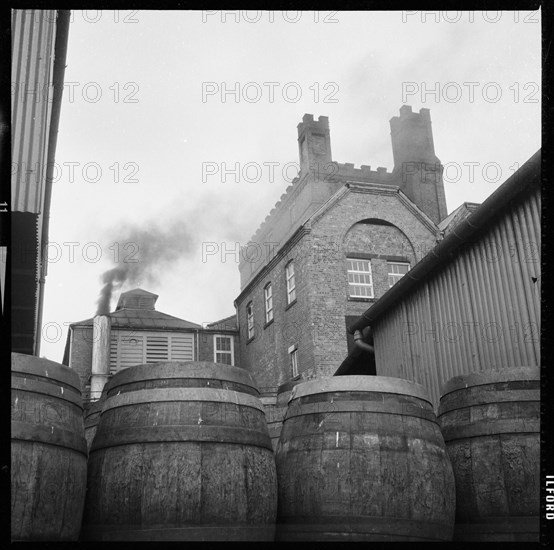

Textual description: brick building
[339,150,540,407]
[63,288,238,400]
[234,106,450,401]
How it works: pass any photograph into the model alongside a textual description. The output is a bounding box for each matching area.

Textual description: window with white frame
[285,261,296,304]
[347,258,374,298]
[388,261,410,288]
[289,345,299,378]
[264,283,273,323]
[214,335,234,366]
[246,302,254,339]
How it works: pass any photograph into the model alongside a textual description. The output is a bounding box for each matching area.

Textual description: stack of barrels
[81,361,278,541]
[262,380,298,451]
[438,366,539,542]
[12,352,539,542]
[11,353,88,541]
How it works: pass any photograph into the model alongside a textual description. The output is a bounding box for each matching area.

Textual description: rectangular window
[264,283,273,323]
[214,335,234,366]
[289,345,299,378]
[347,258,374,298]
[247,302,254,339]
[285,261,296,304]
[388,261,410,288]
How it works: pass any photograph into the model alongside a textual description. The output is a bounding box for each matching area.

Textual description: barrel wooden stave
[438,368,540,542]
[11,353,87,541]
[263,381,297,452]
[83,362,277,541]
[276,376,456,542]
[86,443,275,535]
[84,397,105,451]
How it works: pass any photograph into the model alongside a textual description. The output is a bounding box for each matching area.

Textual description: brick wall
[344,222,416,298]
[236,184,439,391]
[308,186,437,377]
[236,229,315,393]
[68,326,93,392]
[198,330,240,367]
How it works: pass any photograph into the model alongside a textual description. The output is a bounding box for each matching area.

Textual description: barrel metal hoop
[104,388,265,413]
[81,524,275,541]
[106,380,259,399]
[284,400,438,424]
[90,425,273,452]
[105,362,259,395]
[12,378,83,409]
[291,376,432,405]
[11,420,88,455]
[453,516,539,541]
[441,418,540,441]
[11,352,82,391]
[438,390,539,416]
[439,368,540,397]
[277,515,453,541]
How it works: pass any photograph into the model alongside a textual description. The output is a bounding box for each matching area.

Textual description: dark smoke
[95,219,197,315]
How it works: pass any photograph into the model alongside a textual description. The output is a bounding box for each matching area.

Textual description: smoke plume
[95,219,196,315]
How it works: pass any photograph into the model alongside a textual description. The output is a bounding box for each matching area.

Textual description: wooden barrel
[11,353,88,541]
[275,375,456,541]
[263,381,298,451]
[81,361,278,541]
[84,396,105,452]
[438,367,540,542]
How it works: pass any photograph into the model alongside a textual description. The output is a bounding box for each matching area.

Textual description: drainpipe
[353,329,374,354]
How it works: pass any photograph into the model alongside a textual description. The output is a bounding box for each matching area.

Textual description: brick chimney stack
[390,106,447,224]
[297,114,332,180]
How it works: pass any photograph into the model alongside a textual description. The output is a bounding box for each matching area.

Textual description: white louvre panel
[120,333,145,369]
[109,333,119,375]
[146,335,169,363]
[109,329,195,374]
[170,334,194,361]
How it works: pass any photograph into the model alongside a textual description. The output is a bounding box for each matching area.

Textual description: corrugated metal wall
[374,185,540,408]
[12,9,57,213]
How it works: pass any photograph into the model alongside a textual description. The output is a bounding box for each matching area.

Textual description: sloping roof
[70,308,202,331]
[438,202,480,236]
[116,288,158,310]
[206,314,238,331]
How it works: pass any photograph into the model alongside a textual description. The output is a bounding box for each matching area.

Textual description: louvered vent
[109,329,194,374]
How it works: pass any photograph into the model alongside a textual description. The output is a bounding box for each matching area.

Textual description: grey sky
[39,9,541,361]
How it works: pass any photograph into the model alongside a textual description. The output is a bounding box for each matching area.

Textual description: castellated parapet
[239,106,446,290]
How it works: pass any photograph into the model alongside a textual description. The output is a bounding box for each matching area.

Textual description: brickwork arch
[341,218,417,264]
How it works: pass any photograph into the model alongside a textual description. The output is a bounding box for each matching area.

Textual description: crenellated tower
[297,114,332,179]
[390,105,447,224]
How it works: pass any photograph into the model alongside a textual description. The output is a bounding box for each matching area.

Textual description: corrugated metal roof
[12,9,57,213]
